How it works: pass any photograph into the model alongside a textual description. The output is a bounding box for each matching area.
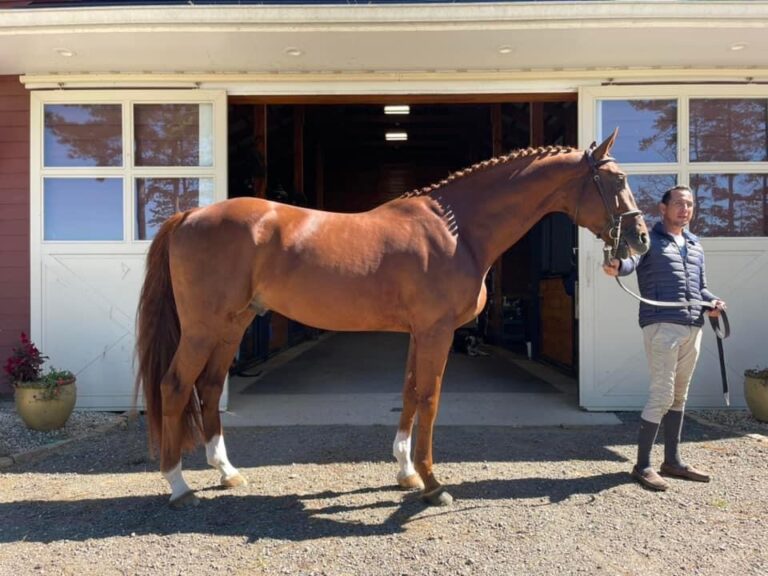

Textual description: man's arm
[699,255,727,317]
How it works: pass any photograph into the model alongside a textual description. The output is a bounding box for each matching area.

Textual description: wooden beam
[294,106,305,199]
[530,101,545,147]
[487,103,504,345]
[230,93,577,106]
[253,104,267,198]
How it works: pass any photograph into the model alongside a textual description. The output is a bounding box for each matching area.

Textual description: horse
[135,128,649,509]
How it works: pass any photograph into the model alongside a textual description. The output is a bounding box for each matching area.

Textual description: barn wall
[0,76,29,394]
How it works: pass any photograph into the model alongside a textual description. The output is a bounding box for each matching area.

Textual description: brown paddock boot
[631,465,670,491]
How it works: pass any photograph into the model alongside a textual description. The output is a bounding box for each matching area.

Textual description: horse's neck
[439,155,581,270]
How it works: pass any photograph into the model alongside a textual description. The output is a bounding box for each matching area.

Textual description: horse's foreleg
[198,336,250,489]
[160,334,215,509]
[393,334,424,491]
[411,327,454,506]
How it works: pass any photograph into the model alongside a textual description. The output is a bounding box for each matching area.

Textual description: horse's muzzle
[618,227,650,259]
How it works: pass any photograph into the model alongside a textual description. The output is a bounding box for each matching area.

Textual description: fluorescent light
[384,105,410,115]
[385,132,408,142]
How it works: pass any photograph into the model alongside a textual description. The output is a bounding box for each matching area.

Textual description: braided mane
[400,144,577,198]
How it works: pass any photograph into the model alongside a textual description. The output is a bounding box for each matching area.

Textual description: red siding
[0,75,29,394]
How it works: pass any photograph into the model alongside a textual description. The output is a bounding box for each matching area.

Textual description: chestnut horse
[135,129,649,509]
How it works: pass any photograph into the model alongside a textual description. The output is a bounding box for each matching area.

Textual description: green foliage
[4,333,75,400]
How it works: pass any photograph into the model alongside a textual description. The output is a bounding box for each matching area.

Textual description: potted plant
[744,367,768,423]
[3,332,77,431]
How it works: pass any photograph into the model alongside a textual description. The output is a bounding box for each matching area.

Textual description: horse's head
[578,128,650,259]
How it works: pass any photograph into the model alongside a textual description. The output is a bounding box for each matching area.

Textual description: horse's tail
[134,211,196,456]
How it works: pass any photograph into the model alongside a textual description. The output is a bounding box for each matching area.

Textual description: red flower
[3,332,48,384]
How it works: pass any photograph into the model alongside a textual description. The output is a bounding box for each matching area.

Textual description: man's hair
[661,185,692,205]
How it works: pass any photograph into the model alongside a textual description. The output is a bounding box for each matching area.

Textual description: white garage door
[30,90,228,410]
[578,85,768,410]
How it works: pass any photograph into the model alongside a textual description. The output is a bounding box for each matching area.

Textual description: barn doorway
[227,97,578,381]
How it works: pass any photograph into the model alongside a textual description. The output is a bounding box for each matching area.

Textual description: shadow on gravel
[0,415,741,545]
[0,471,631,545]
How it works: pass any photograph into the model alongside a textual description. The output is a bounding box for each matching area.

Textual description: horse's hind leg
[393,334,424,491]
[160,332,216,509]
[198,325,253,489]
[411,326,454,506]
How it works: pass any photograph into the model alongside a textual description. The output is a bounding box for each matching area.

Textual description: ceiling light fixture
[729,42,747,51]
[498,45,513,55]
[285,47,304,57]
[385,132,408,142]
[384,105,410,115]
[55,48,76,57]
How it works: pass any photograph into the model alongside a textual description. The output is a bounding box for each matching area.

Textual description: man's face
[660,188,694,230]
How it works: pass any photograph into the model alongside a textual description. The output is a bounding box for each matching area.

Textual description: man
[603,185,726,491]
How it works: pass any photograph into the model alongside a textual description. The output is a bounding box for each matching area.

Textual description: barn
[0,1,765,411]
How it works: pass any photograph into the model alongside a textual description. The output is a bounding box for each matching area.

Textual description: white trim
[19,69,768,94]
[4,3,768,30]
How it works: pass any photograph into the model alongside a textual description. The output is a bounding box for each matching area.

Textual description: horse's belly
[261,280,410,333]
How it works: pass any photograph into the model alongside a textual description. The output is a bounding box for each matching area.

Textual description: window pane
[690,173,767,237]
[134,104,213,167]
[600,100,677,163]
[44,178,123,240]
[690,99,768,162]
[136,178,214,240]
[628,174,677,221]
[44,104,122,167]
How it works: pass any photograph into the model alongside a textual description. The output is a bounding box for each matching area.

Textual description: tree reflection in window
[691,174,767,237]
[134,104,212,167]
[136,178,213,240]
[628,174,677,221]
[601,100,677,163]
[44,104,122,167]
[690,99,768,163]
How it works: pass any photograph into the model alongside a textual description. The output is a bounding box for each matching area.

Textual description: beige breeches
[641,323,703,424]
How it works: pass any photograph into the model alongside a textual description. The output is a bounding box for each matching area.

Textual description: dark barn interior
[227,98,579,376]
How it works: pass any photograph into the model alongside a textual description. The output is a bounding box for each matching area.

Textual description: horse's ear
[592,127,619,160]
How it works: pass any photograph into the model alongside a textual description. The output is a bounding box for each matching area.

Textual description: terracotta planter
[14,379,77,431]
[744,373,768,423]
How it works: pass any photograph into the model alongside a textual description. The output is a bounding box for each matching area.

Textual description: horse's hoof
[397,473,425,491]
[169,490,200,510]
[420,486,453,506]
[221,473,248,489]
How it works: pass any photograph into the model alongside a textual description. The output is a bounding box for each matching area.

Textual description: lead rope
[603,246,731,405]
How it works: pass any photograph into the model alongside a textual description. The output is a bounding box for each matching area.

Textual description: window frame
[31,90,227,248]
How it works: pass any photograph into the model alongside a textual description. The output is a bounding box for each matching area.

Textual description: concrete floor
[223,332,621,428]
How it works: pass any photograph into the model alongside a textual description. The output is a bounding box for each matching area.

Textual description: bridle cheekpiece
[584,146,642,262]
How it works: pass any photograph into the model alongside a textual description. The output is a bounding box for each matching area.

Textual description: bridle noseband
[584,147,642,260]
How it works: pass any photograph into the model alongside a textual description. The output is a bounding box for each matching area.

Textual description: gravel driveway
[1,413,766,576]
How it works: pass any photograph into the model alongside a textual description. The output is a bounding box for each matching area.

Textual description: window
[595,91,768,237]
[35,91,225,243]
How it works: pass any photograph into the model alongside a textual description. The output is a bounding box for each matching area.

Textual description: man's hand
[602,258,620,277]
[707,299,727,318]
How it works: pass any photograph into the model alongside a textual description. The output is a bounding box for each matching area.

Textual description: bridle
[585,148,732,404]
[584,146,643,260]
